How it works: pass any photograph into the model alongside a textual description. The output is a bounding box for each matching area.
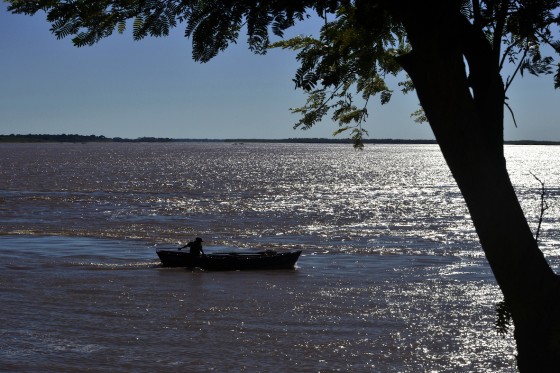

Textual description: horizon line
[1,133,560,145]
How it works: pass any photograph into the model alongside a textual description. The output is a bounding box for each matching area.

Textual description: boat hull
[156,249,302,270]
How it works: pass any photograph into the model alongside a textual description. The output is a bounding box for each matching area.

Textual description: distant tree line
[0,134,174,143]
[0,134,109,142]
[1,134,559,145]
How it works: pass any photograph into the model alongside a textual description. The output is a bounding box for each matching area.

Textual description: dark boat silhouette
[156,249,302,270]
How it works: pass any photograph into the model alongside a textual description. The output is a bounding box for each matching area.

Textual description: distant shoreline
[1,134,559,145]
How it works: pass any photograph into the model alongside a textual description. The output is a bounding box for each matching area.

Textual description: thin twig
[530,172,549,243]
[504,101,518,128]
[504,44,529,93]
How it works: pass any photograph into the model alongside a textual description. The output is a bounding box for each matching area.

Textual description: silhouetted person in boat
[180,237,204,256]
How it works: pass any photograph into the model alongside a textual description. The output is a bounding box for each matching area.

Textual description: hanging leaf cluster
[182,1,309,62]
[6,0,320,61]
[7,0,186,47]
[465,0,560,93]
[271,4,408,148]
[495,300,513,337]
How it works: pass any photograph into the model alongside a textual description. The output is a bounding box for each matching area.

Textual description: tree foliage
[271,5,407,148]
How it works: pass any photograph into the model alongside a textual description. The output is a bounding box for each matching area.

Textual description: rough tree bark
[391,3,560,371]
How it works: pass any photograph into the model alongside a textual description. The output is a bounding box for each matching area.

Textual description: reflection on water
[2,143,559,256]
[1,142,558,371]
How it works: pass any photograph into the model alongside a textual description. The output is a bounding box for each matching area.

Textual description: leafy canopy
[6,0,560,146]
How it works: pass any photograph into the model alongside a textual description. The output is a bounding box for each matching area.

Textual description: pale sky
[1,3,559,140]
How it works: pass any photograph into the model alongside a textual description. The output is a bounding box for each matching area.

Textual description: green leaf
[496,300,512,337]
[332,126,350,136]
[411,107,427,124]
[380,90,392,105]
[117,20,126,34]
[554,64,560,89]
[133,16,144,40]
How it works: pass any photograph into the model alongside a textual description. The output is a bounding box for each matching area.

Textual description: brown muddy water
[2,142,560,372]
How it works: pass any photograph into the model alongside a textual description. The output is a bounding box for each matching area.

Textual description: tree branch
[530,172,549,243]
[472,0,481,29]
[499,38,523,71]
[492,0,511,64]
[504,100,518,127]
[504,44,530,93]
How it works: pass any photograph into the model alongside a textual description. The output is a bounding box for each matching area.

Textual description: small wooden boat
[156,249,302,270]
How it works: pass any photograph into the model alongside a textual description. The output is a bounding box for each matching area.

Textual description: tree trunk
[393,6,560,371]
